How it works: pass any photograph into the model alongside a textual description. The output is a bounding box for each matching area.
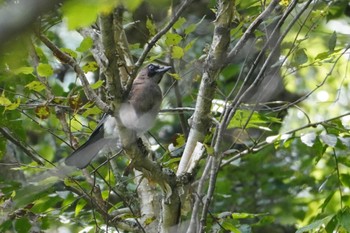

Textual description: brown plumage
[65,64,171,168]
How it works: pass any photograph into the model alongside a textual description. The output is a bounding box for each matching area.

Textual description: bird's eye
[148,64,155,71]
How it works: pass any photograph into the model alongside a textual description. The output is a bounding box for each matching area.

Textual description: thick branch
[177,0,233,176]
[100,13,123,105]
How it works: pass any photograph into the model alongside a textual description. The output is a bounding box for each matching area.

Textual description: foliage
[1,0,350,232]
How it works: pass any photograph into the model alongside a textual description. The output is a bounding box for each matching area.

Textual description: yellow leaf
[171,46,184,59]
[165,33,182,46]
[35,105,50,119]
[37,63,53,77]
[0,92,11,106]
[25,81,46,92]
[5,98,20,111]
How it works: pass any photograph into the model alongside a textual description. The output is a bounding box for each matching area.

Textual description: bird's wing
[65,114,118,169]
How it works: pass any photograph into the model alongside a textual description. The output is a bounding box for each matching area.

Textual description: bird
[65,64,172,169]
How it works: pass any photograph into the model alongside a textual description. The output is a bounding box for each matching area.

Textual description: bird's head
[143,64,172,83]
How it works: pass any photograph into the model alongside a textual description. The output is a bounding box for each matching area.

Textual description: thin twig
[0,127,44,165]
[131,0,194,80]
[226,0,280,61]
[36,33,110,113]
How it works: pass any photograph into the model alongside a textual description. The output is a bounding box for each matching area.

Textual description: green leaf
[296,216,332,233]
[173,17,186,29]
[221,219,240,233]
[231,212,263,219]
[146,17,156,36]
[328,31,337,52]
[293,48,308,66]
[82,106,102,117]
[338,208,350,232]
[228,110,280,129]
[320,191,335,211]
[75,198,87,216]
[0,92,12,106]
[62,0,116,29]
[184,38,197,52]
[25,81,46,92]
[5,98,20,111]
[325,215,338,233]
[76,37,93,52]
[171,46,184,59]
[165,33,182,46]
[82,61,98,73]
[184,23,197,35]
[61,48,78,59]
[15,217,31,233]
[37,63,53,77]
[168,72,181,80]
[90,80,104,89]
[340,174,350,188]
[13,66,34,75]
[184,15,205,35]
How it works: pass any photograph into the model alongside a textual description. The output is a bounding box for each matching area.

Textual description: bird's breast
[119,80,162,133]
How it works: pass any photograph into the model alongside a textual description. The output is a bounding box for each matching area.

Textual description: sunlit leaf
[90,80,104,89]
[75,199,87,216]
[229,110,280,129]
[340,174,350,188]
[173,17,186,29]
[70,116,83,132]
[62,0,116,29]
[13,66,34,75]
[82,61,98,73]
[167,72,181,80]
[61,48,78,59]
[35,106,50,119]
[221,219,240,233]
[0,92,12,107]
[184,15,205,35]
[82,106,102,117]
[5,98,20,111]
[184,38,197,52]
[319,134,337,147]
[165,33,182,46]
[37,63,53,77]
[76,37,93,52]
[300,132,316,147]
[146,17,156,36]
[25,81,46,92]
[171,46,184,59]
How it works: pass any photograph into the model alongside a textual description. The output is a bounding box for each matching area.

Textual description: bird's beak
[156,66,172,74]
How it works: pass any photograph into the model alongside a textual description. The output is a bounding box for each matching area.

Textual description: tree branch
[177,0,233,176]
[130,0,194,80]
[36,33,110,113]
[0,127,44,165]
[226,0,280,61]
